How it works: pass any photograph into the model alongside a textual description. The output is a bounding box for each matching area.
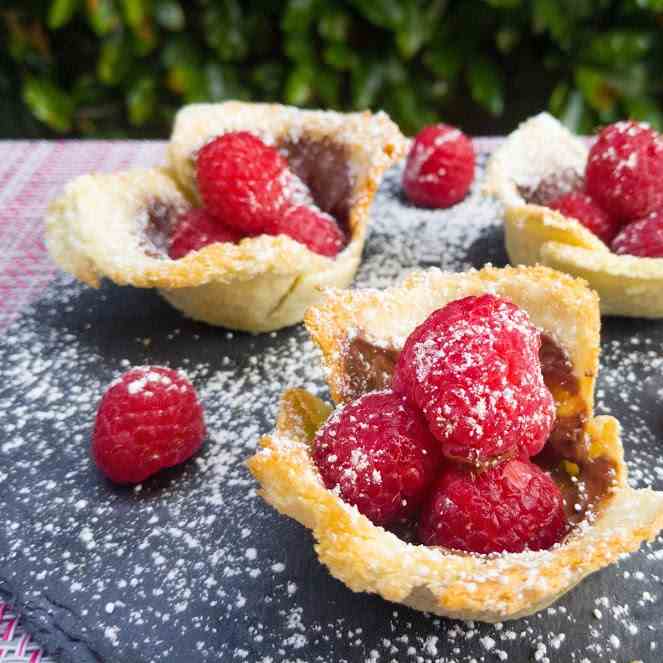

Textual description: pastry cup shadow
[45,102,407,333]
[248,265,663,622]
[484,112,663,318]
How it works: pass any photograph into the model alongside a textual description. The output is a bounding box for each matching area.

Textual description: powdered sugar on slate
[0,149,662,662]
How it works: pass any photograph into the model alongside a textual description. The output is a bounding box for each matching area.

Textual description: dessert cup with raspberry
[45,102,407,333]
[249,265,663,622]
[484,113,663,318]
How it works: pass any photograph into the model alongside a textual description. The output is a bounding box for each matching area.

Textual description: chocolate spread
[142,199,183,257]
[518,169,585,207]
[277,137,352,229]
[342,332,616,524]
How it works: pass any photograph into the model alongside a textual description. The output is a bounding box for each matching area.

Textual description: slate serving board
[1,158,663,663]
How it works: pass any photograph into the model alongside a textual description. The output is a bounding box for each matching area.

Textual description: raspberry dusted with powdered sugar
[93,366,206,484]
[168,208,244,259]
[393,294,555,464]
[548,191,621,245]
[402,124,475,209]
[418,458,567,554]
[274,205,346,257]
[197,131,288,235]
[195,131,347,256]
[312,390,442,526]
[612,210,663,258]
[585,121,663,223]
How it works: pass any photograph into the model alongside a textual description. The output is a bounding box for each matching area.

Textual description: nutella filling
[342,332,616,525]
[517,169,585,207]
[141,199,184,257]
[277,136,353,230]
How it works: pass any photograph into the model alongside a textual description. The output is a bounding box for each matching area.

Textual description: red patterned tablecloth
[0,141,167,332]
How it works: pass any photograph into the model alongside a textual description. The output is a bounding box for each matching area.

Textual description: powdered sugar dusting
[1,149,661,661]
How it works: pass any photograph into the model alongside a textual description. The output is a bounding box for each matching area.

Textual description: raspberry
[548,191,621,245]
[168,208,244,259]
[196,131,288,234]
[418,458,567,554]
[275,204,346,257]
[612,210,663,258]
[196,131,346,257]
[586,121,663,222]
[312,390,442,526]
[393,295,555,464]
[402,124,475,208]
[92,367,206,484]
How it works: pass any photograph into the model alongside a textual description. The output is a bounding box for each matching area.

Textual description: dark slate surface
[1,160,663,663]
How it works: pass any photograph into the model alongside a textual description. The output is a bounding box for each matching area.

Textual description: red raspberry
[548,191,621,245]
[168,208,244,259]
[92,367,205,484]
[586,121,663,222]
[196,131,288,234]
[312,390,442,526]
[402,124,475,208]
[418,458,567,554]
[393,295,555,464]
[275,205,346,257]
[612,209,663,258]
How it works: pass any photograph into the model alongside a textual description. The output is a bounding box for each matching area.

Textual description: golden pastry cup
[45,102,407,333]
[484,112,663,318]
[249,265,663,622]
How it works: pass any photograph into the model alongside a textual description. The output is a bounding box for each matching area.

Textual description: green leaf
[86,0,121,36]
[424,43,463,80]
[282,0,318,33]
[350,0,404,29]
[154,0,185,31]
[623,95,663,131]
[323,42,357,70]
[318,9,350,41]
[585,30,652,66]
[396,0,445,60]
[127,75,156,125]
[284,66,314,105]
[468,58,504,115]
[97,34,131,85]
[203,2,247,61]
[532,0,570,46]
[23,77,74,132]
[48,0,80,29]
[351,62,384,108]
[121,0,150,31]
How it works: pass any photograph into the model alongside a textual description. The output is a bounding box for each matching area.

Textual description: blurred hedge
[2,0,663,138]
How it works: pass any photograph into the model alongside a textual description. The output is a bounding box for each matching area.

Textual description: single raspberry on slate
[312,390,442,526]
[402,123,475,209]
[612,210,663,258]
[548,191,621,245]
[585,121,663,222]
[196,131,288,235]
[275,204,346,257]
[418,458,567,554]
[93,366,206,484]
[393,295,555,464]
[168,208,244,259]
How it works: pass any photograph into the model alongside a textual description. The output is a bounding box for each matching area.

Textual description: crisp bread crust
[248,265,663,622]
[484,112,663,318]
[44,102,407,332]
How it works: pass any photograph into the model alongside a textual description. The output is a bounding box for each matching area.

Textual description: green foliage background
[2,0,663,138]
